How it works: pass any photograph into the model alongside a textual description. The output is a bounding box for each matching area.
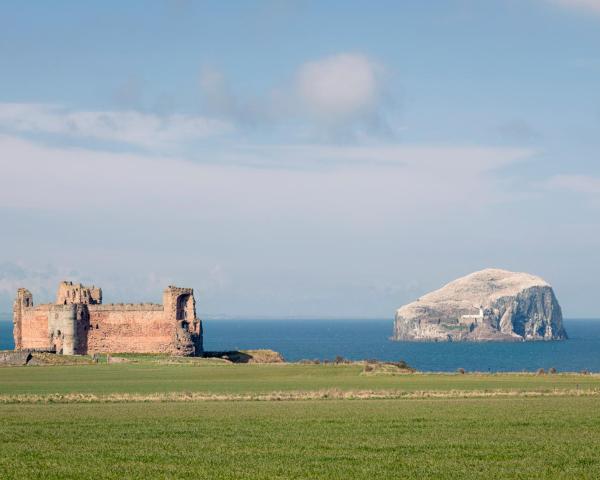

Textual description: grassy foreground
[1,398,600,479]
[1,362,600,478]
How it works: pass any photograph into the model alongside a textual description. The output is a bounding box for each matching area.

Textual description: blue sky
[0,0,599,317]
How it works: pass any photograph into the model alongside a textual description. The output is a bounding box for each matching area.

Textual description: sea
[1,314,599,372]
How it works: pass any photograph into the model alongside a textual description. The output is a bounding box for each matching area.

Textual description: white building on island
[460,305,484,324]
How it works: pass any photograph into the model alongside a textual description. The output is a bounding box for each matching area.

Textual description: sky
[0,0,599,318]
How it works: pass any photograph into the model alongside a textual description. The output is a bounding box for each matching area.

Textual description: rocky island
[393,268,567,342]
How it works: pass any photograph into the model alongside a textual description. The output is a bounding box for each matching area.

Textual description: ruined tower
[12,288,32,350]
[163,286,203,356]
[56,281,102,305]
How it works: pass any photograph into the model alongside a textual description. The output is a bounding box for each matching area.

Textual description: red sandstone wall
[20,306,51,350]
[87,305,174,354]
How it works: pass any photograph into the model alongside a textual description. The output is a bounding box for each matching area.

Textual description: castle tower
[163,286,203,356]
[47,304,89,355]
[12,288,33,350]
[56,281,102,305]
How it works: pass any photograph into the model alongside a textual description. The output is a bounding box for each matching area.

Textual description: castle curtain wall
[19,306,52,350]
[86,305,173,354]
[18,304,185,355]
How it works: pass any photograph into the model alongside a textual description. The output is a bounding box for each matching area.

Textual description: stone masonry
[12,281,203,356]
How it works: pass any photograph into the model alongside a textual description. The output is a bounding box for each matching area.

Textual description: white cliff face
[393,269,567,342]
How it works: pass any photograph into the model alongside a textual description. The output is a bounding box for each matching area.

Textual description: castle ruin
[13,281,203,356]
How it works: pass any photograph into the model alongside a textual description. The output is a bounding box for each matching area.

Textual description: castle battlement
[12,282,203,356]
[88,304,164,312]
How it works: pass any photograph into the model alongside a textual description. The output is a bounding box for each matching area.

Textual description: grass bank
[0,363,599,397]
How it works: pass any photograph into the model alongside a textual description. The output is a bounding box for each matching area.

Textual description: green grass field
[1,363,600,479]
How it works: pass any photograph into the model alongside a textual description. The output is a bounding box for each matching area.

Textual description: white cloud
[0,103,233,149]
[548,0,600,13]
[295,53,381,122]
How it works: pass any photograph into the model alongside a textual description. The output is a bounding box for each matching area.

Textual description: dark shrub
[549,367,557,374]
[334,355,346,364]
[536,368,546,375]
[457,368,466,374]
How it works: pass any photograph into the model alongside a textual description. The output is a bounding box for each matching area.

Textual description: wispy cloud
[0,55,393,151]
[212,144,535,170]
[0,103,233,150]
[0,133,535,216]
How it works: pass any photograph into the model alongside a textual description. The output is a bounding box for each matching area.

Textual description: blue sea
[1,314,599,372]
